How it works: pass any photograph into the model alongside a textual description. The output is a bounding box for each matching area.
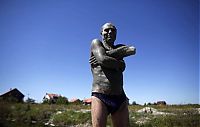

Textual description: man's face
[101,23,117,45]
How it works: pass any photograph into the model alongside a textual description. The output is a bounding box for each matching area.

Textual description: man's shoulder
[91,39,102,44]
[91,39,103,47]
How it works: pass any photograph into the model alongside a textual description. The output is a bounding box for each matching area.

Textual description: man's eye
[103,28,115,33]
[104,29,109,32]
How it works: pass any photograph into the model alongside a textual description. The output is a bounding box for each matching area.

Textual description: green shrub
[53,110,91,126]
[138,114,200,127]
[56,96,69,105]
[1,103,199,127]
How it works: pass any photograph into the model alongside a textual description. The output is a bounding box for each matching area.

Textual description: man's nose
[108,29,112,33]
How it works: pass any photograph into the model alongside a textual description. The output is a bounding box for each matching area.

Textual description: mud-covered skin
[90,39,124,95]
[89,23,136,95]
[106,44,136,60]
[90,40,136,95]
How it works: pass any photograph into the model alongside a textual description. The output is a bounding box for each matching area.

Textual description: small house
[69,98,82,104]
[43,93,60,103]
[0,88,24,102]
[83,98,92,105]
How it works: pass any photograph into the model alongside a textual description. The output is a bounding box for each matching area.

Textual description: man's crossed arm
[106,44,136,60]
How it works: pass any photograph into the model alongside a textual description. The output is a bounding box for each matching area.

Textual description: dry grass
[0,101,199,127]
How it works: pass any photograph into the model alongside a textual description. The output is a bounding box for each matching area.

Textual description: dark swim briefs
[92,92,127,114]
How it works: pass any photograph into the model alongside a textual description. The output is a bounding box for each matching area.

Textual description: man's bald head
[101,23,117,34]
[100,23,117,45]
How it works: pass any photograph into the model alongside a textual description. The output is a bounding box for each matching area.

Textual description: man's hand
[89,55,98,66]
[125,46,136,56]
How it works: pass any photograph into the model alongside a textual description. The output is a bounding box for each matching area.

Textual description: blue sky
[0,0,199,104]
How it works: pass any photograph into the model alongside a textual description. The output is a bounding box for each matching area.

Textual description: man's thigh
[111,100,129,127]
[91,96,108,127]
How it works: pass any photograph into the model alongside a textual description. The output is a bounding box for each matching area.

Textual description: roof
[0,88,24,97]
[157,101,166,103]
[83,98,92,103]
[69,98,81,102]
[46,93,60,99]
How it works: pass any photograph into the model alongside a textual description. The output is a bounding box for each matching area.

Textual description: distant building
[43,93,61,103]
[69,98,82,104]
[157,101,167,105]
[0,88,24,102]
[83,98,92,105]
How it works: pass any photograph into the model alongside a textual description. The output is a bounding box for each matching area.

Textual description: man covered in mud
[89,22,136,127]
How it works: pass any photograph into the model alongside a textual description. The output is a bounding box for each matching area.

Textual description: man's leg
[111,100,129,127]
[91,96,108,127]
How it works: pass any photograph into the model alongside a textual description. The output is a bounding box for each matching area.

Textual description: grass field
[0,101,199,127]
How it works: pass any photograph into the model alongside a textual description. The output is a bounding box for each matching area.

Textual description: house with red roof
[83,98,92,105]
[43,93,61,103]
[69,98,82,104]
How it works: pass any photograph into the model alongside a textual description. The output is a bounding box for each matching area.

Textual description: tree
[26,97,35,104]
[132,101,137,105]
[56,96,68,105]
[147,102,152,105]
[42,96,69,104]
[42,99,50,104]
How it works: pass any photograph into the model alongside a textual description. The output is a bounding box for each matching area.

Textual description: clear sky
[0,0,199,105]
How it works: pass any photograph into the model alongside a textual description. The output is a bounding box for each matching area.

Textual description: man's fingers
[89,56,98,64]
[89,56,96,62]
[90,59,98,64]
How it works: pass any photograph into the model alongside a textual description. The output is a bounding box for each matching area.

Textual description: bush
[25,97,35,104]
[53,110,91,126]
[56,96,69,105]
[43,96,69,105]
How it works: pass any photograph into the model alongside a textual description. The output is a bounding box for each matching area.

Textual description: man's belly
[91,65,123,94]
